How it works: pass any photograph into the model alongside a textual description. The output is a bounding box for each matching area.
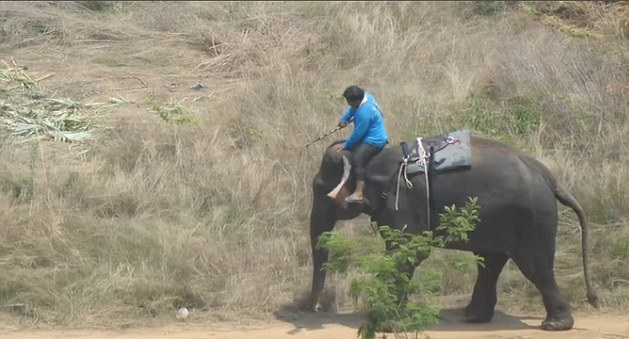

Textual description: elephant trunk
[308,189,338,311]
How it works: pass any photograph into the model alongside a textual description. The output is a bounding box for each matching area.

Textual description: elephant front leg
[306,194,338,312]
[465,252,509,323]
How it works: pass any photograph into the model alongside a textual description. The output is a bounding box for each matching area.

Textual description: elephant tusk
[327,155,351,199]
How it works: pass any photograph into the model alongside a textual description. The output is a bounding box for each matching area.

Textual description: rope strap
[395,137,431,226]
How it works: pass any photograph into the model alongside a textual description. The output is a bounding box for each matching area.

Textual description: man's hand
[332,144,345,152]
[338,121,349,128]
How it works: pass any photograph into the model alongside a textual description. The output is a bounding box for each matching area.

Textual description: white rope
[395,154,414,210]
[403,163,413,189]
[417,138,431,228]
[395,161,404,210]
[395,138,432,216]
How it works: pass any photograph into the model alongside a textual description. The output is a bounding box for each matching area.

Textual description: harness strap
[395,138,431,227]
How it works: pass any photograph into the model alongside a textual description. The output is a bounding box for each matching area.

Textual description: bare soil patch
[1,309,628,339]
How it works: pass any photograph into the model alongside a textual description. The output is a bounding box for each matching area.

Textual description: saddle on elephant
[401,129,472,175]
[327,129,473,202]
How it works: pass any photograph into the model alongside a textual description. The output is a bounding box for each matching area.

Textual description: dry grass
[0,0,627,329]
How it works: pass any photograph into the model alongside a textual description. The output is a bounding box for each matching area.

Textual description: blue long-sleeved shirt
[339,92,388,150]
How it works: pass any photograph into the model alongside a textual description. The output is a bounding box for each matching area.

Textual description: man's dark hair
[342,85,365,103]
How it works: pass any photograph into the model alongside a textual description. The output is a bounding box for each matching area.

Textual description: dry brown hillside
[0,1,627,334]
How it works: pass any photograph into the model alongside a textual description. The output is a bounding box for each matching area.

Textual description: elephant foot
[541,314,574,331]
[299,291,337,314]
[344,195,364,204]
[297,296,319,313]
[300,291,331,311]
[465,312,493,323]
[464,305,494,324]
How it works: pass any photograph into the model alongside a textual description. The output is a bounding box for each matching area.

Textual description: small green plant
[519,3,541,16]
[318,197,481,339]
[508,105,539,136]
[437,199,480,244]
[108,95,134,106]
[324,88,345,103]
[461,94,500,135]
[149,96,198,125]
[227,120,267,149]
[77,1,117,12]
[472,1,507,16]
[461,94,539,138]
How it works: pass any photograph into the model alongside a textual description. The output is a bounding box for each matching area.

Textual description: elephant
[307,133,598,331]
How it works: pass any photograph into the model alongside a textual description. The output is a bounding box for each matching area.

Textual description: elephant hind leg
[465,252,509,323]
[511,254,573,331]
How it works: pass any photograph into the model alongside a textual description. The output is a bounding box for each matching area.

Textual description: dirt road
[1,309,627,339]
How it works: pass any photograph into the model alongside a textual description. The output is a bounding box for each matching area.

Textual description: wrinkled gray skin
[307,136,598,331]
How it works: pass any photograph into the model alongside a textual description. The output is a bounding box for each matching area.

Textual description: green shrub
[318,197,481,339]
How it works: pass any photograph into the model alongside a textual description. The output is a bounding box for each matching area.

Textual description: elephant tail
[554,185,599,308]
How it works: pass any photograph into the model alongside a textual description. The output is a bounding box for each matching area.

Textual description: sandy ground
[1,309,627,339]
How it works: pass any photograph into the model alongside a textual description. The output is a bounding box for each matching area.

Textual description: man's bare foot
[344,193,364,203]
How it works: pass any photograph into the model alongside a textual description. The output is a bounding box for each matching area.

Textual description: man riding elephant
[332,85,389,204]
[308,128,599,331]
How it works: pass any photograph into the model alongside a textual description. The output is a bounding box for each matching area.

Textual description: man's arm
[343,110,370,149]
[339,106,354,125]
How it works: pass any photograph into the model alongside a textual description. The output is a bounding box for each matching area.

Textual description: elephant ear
[327,155,351,199]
